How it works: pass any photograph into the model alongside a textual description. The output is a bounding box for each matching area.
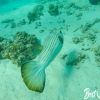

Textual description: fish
[21,31,64,92]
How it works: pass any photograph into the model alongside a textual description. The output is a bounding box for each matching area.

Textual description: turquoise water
[0,0,41,13]
[0,0,100,100]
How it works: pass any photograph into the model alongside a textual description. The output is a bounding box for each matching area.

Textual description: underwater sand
[0,0,100,100]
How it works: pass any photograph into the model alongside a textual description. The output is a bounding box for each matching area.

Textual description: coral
[0,32,43,66]
[48,4,59,16]
[0,37,5,58]
[27,5,44,24]
[0,37,12,59]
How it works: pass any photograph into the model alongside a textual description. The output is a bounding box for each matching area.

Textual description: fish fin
[21,61,45,92]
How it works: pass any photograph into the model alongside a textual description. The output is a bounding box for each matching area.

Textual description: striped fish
[21,31,63,92]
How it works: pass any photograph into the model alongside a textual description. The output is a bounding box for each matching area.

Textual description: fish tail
[21,61,46,92]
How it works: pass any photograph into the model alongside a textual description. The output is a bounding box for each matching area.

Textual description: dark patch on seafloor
[89,0,100,5]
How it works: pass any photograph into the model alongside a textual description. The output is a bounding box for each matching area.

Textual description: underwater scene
[0,0,100,100]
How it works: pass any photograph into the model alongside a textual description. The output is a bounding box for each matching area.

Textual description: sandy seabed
[0,0,100,100]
